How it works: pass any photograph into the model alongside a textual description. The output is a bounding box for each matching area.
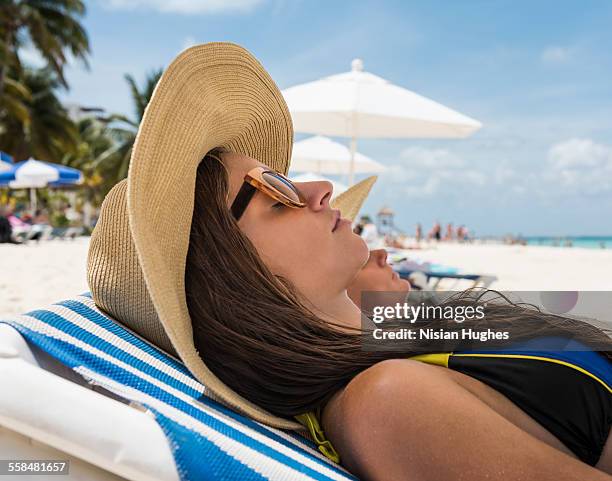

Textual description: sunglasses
[231,166,307,220]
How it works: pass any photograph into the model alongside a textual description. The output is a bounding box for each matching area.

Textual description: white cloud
[400,146,465,168]
[494,166,516,184]
[386,146,488,198]
[547,138,612,169]
[541,46,575,65]
[384,164,419,183]
[457,170,487,186]
[545,138,612,194]
[104,0,265,14]
[402,176,441,197]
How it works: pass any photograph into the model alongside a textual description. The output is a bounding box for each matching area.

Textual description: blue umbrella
[0,151,13,163]
[0,158,83,212]
[0,151,13,173]
[0,159,82,185]
[0,160,12,172]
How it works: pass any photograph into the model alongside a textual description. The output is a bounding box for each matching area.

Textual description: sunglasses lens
[262,171,302,203]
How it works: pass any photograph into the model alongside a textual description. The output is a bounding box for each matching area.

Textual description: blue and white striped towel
[0,294,356,481]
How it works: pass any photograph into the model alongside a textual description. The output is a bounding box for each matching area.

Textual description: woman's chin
[333,230,369,274]
[353,234,370,265]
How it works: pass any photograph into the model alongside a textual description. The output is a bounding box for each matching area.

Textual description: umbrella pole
[349,137,357,185]
[30,187,37,215]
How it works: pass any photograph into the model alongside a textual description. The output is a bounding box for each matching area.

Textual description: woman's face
[222,152,369,305]
[347,249,411,309]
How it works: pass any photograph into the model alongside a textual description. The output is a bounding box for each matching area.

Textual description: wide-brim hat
[330,176,377,222]
[88,42,376,431]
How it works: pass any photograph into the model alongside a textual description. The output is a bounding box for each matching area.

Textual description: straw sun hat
[87,42,377,430]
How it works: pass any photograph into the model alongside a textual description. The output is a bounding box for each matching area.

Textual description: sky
[23,0,612,236]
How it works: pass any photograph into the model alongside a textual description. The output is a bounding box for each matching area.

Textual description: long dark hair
[185,150,611,418]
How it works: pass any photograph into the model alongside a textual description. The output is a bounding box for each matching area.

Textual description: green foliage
[105,69,163,182]
[0,67,78,161]
[0,0,90,91]
[0,1,163,212]
[0,0,89,161]
[51,211,69,227]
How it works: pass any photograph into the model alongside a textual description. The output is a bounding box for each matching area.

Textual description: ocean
[523,236,612,249]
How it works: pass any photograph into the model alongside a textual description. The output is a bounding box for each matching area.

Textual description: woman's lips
[331,209,341,232]
[333,217,351,232]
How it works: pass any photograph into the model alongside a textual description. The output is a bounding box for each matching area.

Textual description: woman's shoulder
[322,359,457,476]
[334,359,451,416]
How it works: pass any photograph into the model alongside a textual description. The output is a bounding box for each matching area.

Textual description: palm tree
[57,70,162,225]
[0,67,78,161]
[0,74,31,137]
[61,116,119,205]
[101,69,163,181]
[0,0,90,96]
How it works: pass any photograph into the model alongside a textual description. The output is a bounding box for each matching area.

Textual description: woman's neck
[308,291,363,331]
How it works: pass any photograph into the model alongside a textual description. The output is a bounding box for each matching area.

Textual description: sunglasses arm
[230,182,257,220]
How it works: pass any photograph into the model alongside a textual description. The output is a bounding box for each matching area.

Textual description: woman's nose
[371,248,388,267]
[294,181,333,212]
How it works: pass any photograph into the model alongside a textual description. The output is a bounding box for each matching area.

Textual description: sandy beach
[413,241,612,291]
[1,237,90,317]
[2,237,612,318]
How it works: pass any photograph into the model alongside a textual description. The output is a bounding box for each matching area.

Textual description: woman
[88,43,611,480]
[347,248,411,309]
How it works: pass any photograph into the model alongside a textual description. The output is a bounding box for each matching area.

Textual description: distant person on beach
[415,222,422,243]
[28,209,51,242]
[7,211,27,229]
[359,215,381,249]
[33,209,50,225]
[457,224,470,242]
[0,208,21,244]
[429,221,441,241]
[64,203,83,226]
[444,222,454,241]
[353,218,365,236]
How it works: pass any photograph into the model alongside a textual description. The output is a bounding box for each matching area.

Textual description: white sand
[2,237,612,318]
[412,242,612,290]
[1,237,89,317]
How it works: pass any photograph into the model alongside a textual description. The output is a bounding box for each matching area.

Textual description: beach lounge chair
[385,248,497,291]
[22,224,54,242]
[396,268,498,291]
[0,294,356,481]
[46,226,84,241]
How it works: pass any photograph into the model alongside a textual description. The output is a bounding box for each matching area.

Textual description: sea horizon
[472,235,612,249]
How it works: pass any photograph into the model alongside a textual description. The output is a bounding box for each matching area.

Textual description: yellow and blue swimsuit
[296,336,612,466]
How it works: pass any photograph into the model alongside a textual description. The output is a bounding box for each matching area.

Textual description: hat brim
[331,176,378,222]
[127,43,299,429]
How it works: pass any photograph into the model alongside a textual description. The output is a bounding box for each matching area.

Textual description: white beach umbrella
[0,158,83,213]
[8,158,61,184]
[290,172,348,197]
[291,135,386,176]
[282,59,482,184]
